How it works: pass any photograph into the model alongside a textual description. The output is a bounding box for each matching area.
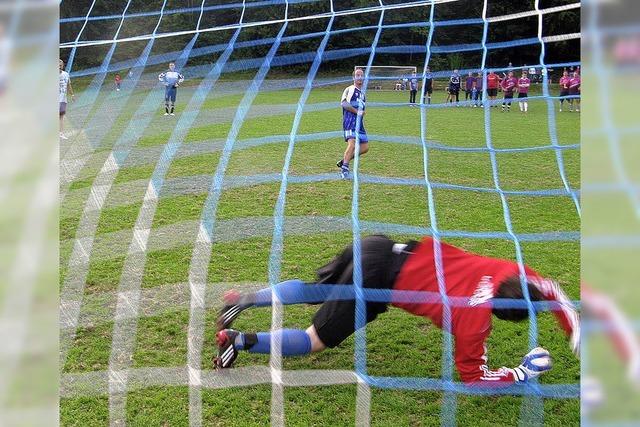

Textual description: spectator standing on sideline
[464,72,475,105]
[449,69,461,106]
[409,72,419,105]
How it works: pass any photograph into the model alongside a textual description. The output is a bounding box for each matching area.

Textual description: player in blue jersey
[158,62,184,116]
[336,68,369,180]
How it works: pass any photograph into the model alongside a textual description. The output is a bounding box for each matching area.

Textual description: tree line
[60,0,580,74]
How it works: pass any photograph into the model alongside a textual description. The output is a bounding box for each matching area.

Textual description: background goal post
[354,65,418,90]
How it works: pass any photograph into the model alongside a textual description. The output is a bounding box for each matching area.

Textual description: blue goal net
[59,1,581,426]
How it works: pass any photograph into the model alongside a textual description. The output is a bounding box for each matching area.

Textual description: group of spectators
[402,65,580,112]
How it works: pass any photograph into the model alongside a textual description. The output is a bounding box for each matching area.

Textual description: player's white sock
[524,102,528,112]
[519,102,523,112]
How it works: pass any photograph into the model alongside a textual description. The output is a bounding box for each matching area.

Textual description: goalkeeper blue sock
[253,279,309,306]
[240,329,311,356]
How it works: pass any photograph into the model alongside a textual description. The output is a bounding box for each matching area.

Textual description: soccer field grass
[60,81,580,426]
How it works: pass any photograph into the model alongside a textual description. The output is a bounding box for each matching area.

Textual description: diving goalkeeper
[214,235,579,385]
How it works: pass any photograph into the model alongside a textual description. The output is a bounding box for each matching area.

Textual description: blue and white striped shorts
[344,129,368,143]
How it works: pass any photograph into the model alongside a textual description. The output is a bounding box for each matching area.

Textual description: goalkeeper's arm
[455,334,552,385]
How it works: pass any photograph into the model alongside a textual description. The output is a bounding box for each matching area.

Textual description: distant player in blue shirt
[336,68,369,179]
[158,62,184,116]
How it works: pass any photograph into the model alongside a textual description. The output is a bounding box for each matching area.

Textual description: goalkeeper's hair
[492,276,545,321]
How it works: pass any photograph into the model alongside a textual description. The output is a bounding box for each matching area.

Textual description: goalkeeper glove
[512,347,552,382]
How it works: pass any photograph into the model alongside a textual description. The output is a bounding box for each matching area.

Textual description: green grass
[132,311,189,367]
[61,82,580,426]
[63,322,114,373]
[60,396,109,427]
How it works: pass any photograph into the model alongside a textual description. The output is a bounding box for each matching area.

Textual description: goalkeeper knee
[513,347,552,382]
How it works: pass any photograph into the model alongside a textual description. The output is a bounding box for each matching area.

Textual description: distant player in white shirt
[158,62,184,116]
[59,59,74,140]
[409,72,419,105]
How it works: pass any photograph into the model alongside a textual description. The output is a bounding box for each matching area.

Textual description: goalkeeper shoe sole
[217,303,245,331]
[214,329,239,369]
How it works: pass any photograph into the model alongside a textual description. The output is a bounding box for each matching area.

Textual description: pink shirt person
[517,76,530,94]
[569,75,580,94]
[501,76,517,95]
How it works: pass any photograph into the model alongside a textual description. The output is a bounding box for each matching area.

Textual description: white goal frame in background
[354,65,418,90]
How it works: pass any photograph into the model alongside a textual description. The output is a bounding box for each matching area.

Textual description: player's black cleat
[214,329,239,369]
[216,290,250,331]
[217,302,246,331]
[336,159,343,168]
